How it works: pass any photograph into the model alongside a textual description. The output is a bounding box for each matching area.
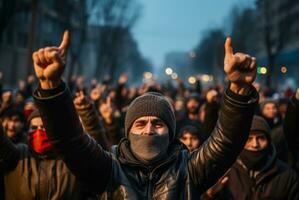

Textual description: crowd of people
[0,31,298,199]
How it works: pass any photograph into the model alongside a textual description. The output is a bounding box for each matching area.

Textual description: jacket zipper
[147,171,153,200]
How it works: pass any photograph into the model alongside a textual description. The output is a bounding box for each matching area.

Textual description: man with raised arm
[31,31,258,199]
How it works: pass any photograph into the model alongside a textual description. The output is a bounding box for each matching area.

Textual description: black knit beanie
[125,92,176,141]
[250,115,271,141]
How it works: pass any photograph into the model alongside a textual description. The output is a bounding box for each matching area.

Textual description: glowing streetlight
[281,66,287,74]
[188,76,196,84]
[171,73,178,80]
[201,74,210,82]
[260,67,268,74]
[143,72,153,79]
[165,67,173,75]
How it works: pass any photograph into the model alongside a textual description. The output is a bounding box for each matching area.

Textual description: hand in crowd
[27,74,35,84]
[224,37,257,95]
[99,97,114,124]
[206,89,218,103]
[90,84,104,102]
[118,73,128,85]
[32,31,70,89]
[74,91,90,110]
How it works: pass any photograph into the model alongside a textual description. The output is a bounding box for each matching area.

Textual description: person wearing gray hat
[28,33,260,199]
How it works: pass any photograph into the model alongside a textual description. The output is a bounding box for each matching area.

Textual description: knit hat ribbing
[125,92,176,141]
[250,115,271,141]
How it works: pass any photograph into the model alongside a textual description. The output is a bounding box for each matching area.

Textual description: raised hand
[224,37,257,94]
[118,73,128,85]
[206,89,218,103]
[32,31,70,89]
[74,91,90,110]
[99,97,114,124]
[90,84,102,102]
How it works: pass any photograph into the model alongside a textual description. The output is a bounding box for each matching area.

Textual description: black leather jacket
[34,83,258,199]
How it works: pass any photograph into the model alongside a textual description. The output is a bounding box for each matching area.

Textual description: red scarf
[28,129,52,155]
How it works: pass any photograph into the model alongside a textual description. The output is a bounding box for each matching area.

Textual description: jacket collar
[115,138,182,170]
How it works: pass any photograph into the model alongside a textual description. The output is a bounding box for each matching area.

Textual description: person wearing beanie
[31,33,259,199]
[0,109,99,199]
[220,115,299,199]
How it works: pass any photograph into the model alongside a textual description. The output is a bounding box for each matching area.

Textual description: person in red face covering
[27,110,52,155]
[0,110,98,199]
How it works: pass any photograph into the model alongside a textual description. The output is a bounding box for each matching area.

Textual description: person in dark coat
[31,32,258,199]
[284,88,299,173]
[0,108,27,144]
[0,110,98,199]
[223,116,299,200]
[260,99,289,162]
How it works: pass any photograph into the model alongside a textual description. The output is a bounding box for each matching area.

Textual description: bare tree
[191,29,225,76]
[91,0,141,80]
[257,0,299,87]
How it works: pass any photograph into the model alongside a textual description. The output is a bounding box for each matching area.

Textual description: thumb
[59,30,70,55]
[224,37,233,58]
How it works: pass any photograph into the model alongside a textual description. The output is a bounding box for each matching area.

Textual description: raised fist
[118,73,128,85]
[32,31,70,89]
[206,89,218,103]
[224,37,257,94]
[74,91,90,110]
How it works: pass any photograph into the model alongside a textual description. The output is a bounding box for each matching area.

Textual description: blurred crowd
[0,71,298,199]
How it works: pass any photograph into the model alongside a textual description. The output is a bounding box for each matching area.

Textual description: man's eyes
[134,122,145,127]
[154,123,164,128]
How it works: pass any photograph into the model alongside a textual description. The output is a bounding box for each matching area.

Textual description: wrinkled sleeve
[76,101,108,150]
[188,87,258,192]
[34,83,112,194]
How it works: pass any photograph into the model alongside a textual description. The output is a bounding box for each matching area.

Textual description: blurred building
[0,0,86,86]
[255,0,299,86]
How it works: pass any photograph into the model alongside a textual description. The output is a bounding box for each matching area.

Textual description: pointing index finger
[59,30,70,54]
[224,37,234,57]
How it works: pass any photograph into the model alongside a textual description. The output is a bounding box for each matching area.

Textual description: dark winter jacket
[202,101,220,138]
[0,127,97,199]
[224,145,299,200]
[33,83,258,199]
[75,99,108,150]
[284,94,299,173]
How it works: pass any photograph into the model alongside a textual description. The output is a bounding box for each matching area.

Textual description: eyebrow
[134,118,164,124]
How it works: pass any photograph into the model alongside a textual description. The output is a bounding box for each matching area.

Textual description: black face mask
[129,133,169,165]
[239,146,271,170]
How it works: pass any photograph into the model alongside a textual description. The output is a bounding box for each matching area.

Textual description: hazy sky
[133,0,254,68]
